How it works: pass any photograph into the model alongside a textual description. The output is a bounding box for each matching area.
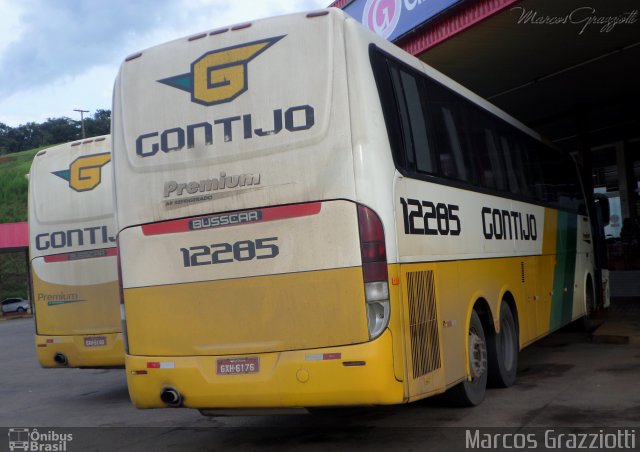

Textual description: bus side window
[474,125,507,191]
[439,106,469,181]
[388,64,435,175]
[519,138,546,203]
[500,135,523,196]
[389,66,416,170]
[400,71,434,174]
[424,80,474,184]
[460,107,507,192]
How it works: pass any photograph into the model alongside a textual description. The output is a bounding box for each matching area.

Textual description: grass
[0,146,47,223]
[0,146,48,299]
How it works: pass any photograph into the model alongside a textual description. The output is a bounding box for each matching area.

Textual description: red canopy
[0,222,28,252]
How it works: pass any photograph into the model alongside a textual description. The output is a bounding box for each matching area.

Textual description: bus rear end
[113,10,403,410]
[29,136,124,368]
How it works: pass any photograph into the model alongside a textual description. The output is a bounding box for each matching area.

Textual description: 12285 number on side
[180,237,279,267]
[400,197,461,236]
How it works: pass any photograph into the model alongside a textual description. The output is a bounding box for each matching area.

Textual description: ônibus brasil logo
[52,152,111,192]
[8,428,73,451]
[362,0,402,39]
[157,35,285,106]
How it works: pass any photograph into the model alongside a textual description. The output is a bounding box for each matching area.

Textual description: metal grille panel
[407,270,441,379]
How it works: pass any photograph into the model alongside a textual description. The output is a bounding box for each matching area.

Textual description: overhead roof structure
[333,0,640,152]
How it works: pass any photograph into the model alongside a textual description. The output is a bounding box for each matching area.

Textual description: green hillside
[0,146,44,223]
[0,147,44,301]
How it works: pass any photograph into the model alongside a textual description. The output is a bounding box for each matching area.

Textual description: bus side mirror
[594,194,610,226]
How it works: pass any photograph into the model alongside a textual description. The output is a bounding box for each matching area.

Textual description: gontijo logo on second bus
[158,35,285,106]
[52,152,111,192]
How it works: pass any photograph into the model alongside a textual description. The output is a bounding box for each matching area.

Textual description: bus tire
[487,301,518,388]
[445,310,487,406]
[582,277,602,331]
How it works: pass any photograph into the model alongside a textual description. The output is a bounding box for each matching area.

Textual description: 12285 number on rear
[180,237,279,267]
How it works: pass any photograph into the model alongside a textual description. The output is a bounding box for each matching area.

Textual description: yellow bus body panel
[32,271,124,367]
[32,271,121,336]
[126,329,403,409]
[35,333,124,368]
[125,267,369,357]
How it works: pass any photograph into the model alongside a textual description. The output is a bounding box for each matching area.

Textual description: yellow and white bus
[29,135,124,368]
[112,8,604,410]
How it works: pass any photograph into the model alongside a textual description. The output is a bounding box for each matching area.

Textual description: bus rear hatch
[119,200,372,356]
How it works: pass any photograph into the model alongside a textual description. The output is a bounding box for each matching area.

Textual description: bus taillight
[357,205,390,340]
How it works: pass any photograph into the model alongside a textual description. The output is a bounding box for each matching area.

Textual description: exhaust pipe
[53,353,68,366]
[160,387,183,407]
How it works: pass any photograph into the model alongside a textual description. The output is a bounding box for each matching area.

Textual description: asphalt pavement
[1,301,639,451]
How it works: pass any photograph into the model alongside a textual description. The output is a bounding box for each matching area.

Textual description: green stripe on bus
[550,211,578,330]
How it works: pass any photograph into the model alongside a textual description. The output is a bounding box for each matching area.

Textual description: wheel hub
[469,330,487,380]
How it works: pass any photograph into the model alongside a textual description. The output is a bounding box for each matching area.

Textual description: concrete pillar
[616,141,631,220]
[575,110,593,195]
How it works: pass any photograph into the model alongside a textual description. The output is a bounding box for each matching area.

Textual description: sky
[0,0,329,127]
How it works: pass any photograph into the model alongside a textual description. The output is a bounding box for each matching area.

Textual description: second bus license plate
[84,336,106,347]
[216,357,260,375]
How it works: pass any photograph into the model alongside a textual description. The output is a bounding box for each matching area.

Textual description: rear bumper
[126,329,404,409]
[35,332,125,368]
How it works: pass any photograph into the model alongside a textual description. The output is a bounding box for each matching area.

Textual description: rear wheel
[16,307,26,313]
[487,301,518,388]
[445,310,487,406]
[582,278,603,331]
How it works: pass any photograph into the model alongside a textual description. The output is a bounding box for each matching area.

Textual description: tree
[0,110,111,153]
[85,109,111,137]
[0,122,14,154]
[40,117,80,145]
[11,122,44,152]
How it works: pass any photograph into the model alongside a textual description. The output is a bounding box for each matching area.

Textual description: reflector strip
[44,247,117,263]
[146,361,175,369]
[142,202,322,236]
[304,352,342,361]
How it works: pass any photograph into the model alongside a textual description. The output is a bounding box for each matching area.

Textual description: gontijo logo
[52,152,111,192]
[158,35,285,106]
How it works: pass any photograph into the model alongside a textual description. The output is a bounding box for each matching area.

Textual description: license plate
[216,357,259,375]
[84,336,106,347]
